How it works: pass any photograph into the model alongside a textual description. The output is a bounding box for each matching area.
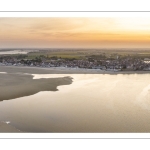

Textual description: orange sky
[0,17,150,48]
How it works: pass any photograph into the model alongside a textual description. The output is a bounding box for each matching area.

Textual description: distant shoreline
[1,65,150,74]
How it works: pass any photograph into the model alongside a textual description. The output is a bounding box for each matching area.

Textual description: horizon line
[1,47,150,50]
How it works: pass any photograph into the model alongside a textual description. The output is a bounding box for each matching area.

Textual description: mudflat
[0,122,21,132]
[0,70,72,101]
[0,65,107,74]
[1,65,150,74]
[0,65,150,102]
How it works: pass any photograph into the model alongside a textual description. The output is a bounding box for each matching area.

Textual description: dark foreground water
[1,74,150,132]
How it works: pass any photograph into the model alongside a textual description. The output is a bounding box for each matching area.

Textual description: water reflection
[0,74,150,132]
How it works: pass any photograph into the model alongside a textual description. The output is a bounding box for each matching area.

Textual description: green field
[1,49,150,60]
[26,51,88,60]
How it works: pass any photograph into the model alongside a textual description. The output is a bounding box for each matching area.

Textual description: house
[144,58,150,64]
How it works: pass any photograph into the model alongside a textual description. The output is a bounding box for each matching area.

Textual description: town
[1,52,150,71]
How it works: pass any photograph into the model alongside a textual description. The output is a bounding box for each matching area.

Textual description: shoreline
[0,70,73,101]
[1,66,150,132]
[1,65,150,74]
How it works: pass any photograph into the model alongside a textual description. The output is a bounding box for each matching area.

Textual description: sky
[0,17,150,49]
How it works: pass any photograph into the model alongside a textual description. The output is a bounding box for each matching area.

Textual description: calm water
[1,74,150,132]
[0,50,28,55]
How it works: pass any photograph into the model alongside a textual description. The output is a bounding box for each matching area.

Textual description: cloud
[1,17,150,48]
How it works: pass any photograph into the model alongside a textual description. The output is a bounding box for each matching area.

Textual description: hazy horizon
[1,47,150,50]
[1,17,150,49]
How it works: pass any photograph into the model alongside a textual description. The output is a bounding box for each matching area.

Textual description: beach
[1,66,150,132]
[1,65,150,74]
[0,69,72,101]
[0,122,21,132]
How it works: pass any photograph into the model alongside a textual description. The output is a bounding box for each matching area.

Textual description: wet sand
[0,122,21,132]
[1,73,150,132]
[1,66,150,132]
[0,65,150,102]
[0,71,72,101]
[0,66,72,132]
[1,65,150,74]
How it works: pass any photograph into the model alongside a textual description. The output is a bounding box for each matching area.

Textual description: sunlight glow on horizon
[0,17,150,49]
